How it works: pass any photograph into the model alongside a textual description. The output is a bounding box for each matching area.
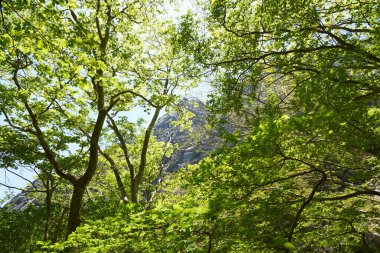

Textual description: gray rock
[154,97,220,172]
[4,180,41,211]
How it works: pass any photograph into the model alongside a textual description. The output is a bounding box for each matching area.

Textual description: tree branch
[108,89,158,111]
[211,45,344,66]
[318,190,380,201]
[106,114,135,179]
[11,68,77,183]
[98,146,128,202]
[287,170,327,243]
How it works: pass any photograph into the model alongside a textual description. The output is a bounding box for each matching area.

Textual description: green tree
[0,205,46,252]
[0,0,197,237]
[0,119,65,241]
[98,19,200,204]
[192,0,380,251]
[45,167,214,253]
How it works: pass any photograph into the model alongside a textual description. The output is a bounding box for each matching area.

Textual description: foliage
[0,0,199,237]
[0,205,46,252]
[42,172,211,252]
[1,0,380,252]
[195,0,380,251]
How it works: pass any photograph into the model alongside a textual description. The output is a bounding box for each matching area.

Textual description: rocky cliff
[154,98,220,172]
[4,181,41,211]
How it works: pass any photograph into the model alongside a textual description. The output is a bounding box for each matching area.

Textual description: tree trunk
[44,189,52,241]
[65,184,86,239]
[112,167,128,202]
[131,179,139,203]
[131,106,162,203]
[53,207,69,243]
[99,148,128,202]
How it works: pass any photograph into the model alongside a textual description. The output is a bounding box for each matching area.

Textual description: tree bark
[44,189,52,241]
[65,184,86,239]
[131,178,139,203]
[131,106,162,203]
[99,147,128,202]
[53,207,69,243]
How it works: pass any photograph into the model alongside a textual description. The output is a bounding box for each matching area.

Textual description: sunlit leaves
[193,0,380,251]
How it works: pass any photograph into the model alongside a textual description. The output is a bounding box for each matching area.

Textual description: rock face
[4,181,41,211]
[154,98,220,172]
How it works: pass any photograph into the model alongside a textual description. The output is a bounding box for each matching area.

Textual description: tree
[0,0,197,237]
[44,166,214,253]
[192,0,380,251]
[0,115,65,241]
[98,20,200,204]
[2,0,379,251]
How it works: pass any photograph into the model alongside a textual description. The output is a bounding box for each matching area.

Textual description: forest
[0,0,379,252]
